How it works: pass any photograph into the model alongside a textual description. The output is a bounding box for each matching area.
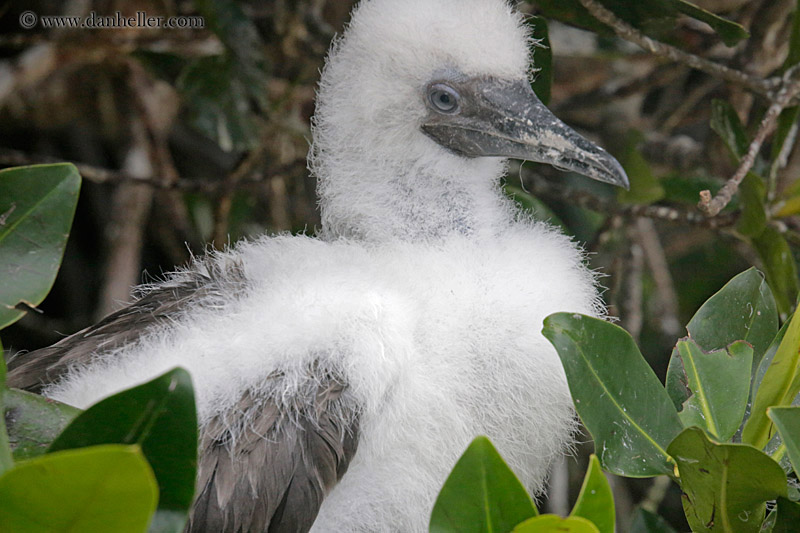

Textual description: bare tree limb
[699,67,800,216]
[577,0,778,97]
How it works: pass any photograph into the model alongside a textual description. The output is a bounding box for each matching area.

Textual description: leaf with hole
[668,427,786,533]
[667,339,751,441]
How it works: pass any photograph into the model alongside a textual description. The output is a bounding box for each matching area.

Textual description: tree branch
[699,66,800,216]
[577,0,778,97]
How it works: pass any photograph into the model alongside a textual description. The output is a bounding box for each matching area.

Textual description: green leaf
[667,339,752,441]
[4,388,80,460]
[629,508,677,533]
[668,427,786,532]
[529,16,552,106]
[768,407,800,475]
[570,455,614,533]
[745,305,800,449]
[671,0,749,46]
[49,368,197,530]
[751,226,800,320]
[617,131,665,205]
[773,497,800,533]
[683,267,778,369]
[0,356,12,475]
[0,164,81,330]
[710,99,749,160]
[736,173,768,238]
[543,313,683,477]
[0,444,158,532]
[513,515,599,533]
[429,436,538,533]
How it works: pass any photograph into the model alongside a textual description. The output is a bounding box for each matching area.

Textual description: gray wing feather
[188,373,359,533]
[5,258,360,532]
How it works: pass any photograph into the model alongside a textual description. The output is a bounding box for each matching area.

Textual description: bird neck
[315,154,514,242]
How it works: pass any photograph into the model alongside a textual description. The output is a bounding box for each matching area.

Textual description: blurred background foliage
[1,0,799,530]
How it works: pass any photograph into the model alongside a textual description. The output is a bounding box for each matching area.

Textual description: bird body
[45,226,597,531]
[8,0,627,531]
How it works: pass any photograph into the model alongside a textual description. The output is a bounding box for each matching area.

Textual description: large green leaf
[0,444,158,532]
[529,16,552,106]
[570,455,613,533]
[49,367,197,532]
[773,497,800,533]
[667,339,751,441]
[429,436,537,533]
[0,356,12,475]
[4,388,80,460]
[751,227,800,319]
[629,508,677,533]
[745,307,800,449]
[683,267,777,370]
[768,407,800,475]
[0,164,81,329]
[543,313,683,477]
[668,427,786,532]
[513,515,598,533]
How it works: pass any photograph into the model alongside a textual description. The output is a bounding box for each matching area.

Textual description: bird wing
[6,260,360,532]
[7,260,247,393]
[188,370,360,533]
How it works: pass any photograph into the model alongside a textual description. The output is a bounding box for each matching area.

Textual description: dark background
[2,0,798,530]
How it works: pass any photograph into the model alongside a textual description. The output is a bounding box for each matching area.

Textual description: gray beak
[421,78,629,189]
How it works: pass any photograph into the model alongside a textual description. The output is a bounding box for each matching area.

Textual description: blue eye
[428,84,460,113]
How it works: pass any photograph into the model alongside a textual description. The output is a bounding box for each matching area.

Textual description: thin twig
[521,175,739,230]
[577,0,777,97]
[699,67,800,216]
[0,147,303,192]
[212,131,270,248]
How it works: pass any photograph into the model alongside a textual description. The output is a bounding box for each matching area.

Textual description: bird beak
[421,78,629,189]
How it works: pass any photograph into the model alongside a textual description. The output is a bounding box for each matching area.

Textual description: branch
[577,0,777,97]
[699,67,800,216]
[521,175,739,230]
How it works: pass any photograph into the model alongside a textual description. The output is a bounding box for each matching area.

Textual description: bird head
[311,0,627,239]
[313,0,628,190]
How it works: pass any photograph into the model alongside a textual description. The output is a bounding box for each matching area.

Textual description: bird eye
[428,84,460,114]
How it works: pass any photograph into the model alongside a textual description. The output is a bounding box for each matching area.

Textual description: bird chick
[8,0,628,531]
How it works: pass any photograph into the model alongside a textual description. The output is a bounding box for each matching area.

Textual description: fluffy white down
[46,0,604,531]
[47,223,600,531]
